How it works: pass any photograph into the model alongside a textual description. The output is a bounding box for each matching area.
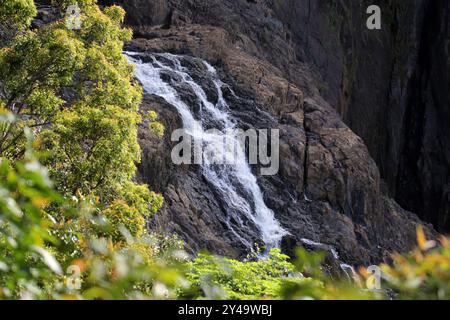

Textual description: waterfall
[126,52,288,252]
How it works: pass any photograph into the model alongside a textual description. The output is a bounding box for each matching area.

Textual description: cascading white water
[126,52,288,251]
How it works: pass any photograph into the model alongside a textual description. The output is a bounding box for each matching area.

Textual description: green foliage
[0,0,169,299]
[185,246,375,301]
[102,199,146,241]
[378,226,450,300]
[61,231,190,300]
[0,0,37,28]
[0,132,62,298]
[187,249,305,299]
[38,6,141,197]
[279,247,378,300]
[0,134,185,299]
[147,110,165,137]
[120,182,163,217]
[42,103,140,195]
[0,1,144,199]
[0,0,163,258]
[0,27,85,158]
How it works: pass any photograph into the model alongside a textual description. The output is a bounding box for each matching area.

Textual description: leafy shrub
[147,110,165,138]
[187,249,311,299]
[0,132,62,298]
[378,226,450,300]
[0,0,37,28]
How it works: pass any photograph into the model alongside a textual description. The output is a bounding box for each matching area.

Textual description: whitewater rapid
[126,52,288,252]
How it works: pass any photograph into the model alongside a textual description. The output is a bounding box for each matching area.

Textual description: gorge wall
[266,0,450,233]
[99,0,447,266]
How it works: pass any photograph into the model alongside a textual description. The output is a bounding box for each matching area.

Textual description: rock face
[101,0,447,265]
[267,0,450,233]
[101,0,171,26]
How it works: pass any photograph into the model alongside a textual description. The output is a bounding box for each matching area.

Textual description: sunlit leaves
[0,150,62,299]
[416,225,436,251]
[147,110,165,138]
[0,26,85,157]
[0,0,167,300]
[0,0,37,28]
[186,249,299,299]
[380,226,450,300]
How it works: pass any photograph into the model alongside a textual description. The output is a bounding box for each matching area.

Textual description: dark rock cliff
[267,0,450,233]
[99,0,447,265]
